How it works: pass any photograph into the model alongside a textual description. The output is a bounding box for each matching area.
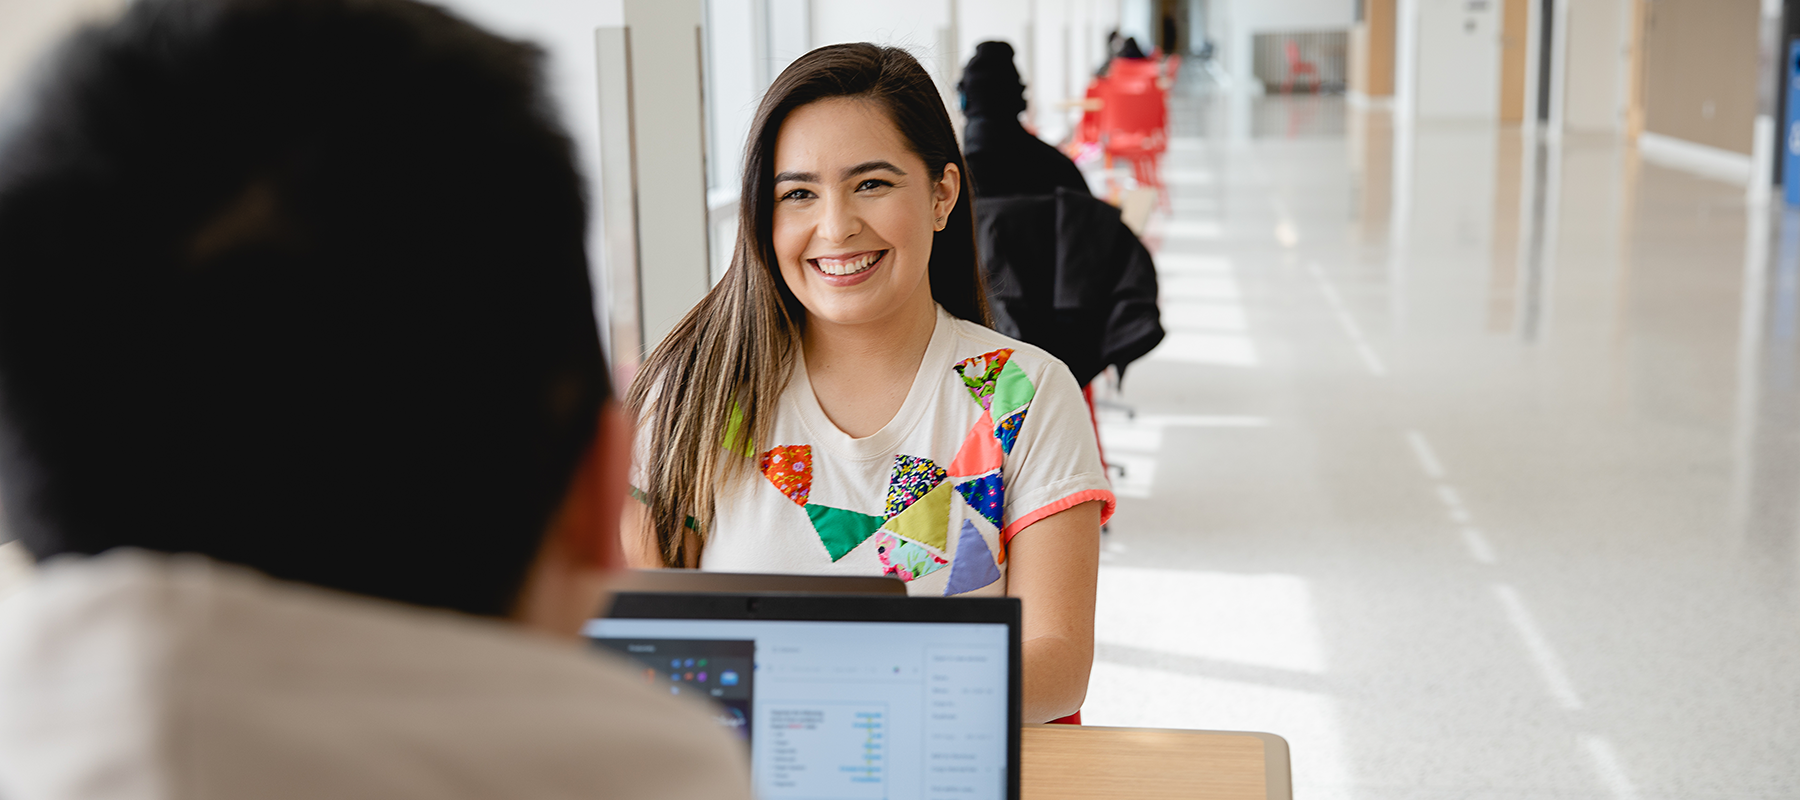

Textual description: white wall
[1559,0,1627,133]
[781,0,1119,146]
[1411,0,1500,119]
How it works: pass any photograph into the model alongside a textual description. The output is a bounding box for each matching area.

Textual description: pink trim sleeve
[1000,489,1117,544]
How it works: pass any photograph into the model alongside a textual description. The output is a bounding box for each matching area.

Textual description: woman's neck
[800,293,939,438]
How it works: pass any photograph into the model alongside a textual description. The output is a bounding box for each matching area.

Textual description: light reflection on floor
[1088,84,1800,799]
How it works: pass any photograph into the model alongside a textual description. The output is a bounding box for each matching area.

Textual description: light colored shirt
[640,305,1114,596]
[0,549,752,800]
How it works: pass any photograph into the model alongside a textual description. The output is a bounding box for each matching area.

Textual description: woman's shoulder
[943,316,1074,381]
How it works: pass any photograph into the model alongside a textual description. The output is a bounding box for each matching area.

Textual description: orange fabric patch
[759,444,813,506]
[948,411,1004,478]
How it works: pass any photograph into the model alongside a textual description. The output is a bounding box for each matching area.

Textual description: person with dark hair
[0,0,749,796]
[625,43,1111,724]
[959,40,1090,199]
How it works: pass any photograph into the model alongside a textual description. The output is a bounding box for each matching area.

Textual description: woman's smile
[809,249,888,285]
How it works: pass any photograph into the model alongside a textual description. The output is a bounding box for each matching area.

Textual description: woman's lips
[808,249,887,287]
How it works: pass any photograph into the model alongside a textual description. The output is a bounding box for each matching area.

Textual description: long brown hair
[626,43,990,566]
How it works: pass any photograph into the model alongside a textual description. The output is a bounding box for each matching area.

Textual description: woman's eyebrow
[773,170,818,184]
[840,160,906,180]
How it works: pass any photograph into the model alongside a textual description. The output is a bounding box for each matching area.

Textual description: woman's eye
[780,188,814,201]
[857,179,892,192]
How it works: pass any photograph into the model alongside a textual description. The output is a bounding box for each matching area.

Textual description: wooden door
[1498,0,1530,123]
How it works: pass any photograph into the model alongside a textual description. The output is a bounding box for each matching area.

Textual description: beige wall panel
[1641,0,1759,154]
[1498,0,1528,123]
[1364,0,1396,97]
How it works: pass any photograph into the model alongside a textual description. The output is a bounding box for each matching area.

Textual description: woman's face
[770,98,960,330]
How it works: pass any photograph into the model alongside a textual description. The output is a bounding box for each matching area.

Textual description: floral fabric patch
[952,348,1015,410]
[759,445,812,506]
[995,407,1028,455]
[955,472,1005,530]
[874,530,950,582]
[884,455,947,517]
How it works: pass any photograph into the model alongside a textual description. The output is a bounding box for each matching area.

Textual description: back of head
[957,41,1025,120]
[0,0,607,617]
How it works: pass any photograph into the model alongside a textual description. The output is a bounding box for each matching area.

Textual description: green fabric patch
[989,360,1036,420]
[805,504,885,561]
[722,402,755,457]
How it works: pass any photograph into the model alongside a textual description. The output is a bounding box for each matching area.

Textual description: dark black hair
[0,0,608,617]
[958,41,1027,120]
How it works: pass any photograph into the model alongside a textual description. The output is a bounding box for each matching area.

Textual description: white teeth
[814,251,882,276]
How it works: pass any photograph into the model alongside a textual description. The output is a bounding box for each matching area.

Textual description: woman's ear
[933,163,962,230]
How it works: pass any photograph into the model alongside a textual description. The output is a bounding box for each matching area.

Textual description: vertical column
[600,0,712,371]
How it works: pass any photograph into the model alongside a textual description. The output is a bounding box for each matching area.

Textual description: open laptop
[585,592,1022,800]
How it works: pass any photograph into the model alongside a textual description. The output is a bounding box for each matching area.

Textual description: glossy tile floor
[1081,83,1800,799]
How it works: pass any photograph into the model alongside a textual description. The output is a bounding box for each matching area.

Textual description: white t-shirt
[640,305,1114,597]
[0,549,752,800]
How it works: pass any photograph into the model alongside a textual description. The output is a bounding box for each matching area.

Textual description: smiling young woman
[623,44,1113,723]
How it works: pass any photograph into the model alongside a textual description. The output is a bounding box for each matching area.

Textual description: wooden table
[1020,724,1292,800]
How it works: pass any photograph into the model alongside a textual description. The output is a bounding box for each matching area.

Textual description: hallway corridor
[1082,89,1800,799]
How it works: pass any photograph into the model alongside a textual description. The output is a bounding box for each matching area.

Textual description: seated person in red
[0,1,748,797]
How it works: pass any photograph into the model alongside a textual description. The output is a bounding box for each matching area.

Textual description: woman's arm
[1005,499,1103,723]
[618,500,664,569]
[618,501,703,568]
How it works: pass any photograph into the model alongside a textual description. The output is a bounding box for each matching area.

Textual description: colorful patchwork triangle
[990,359,1036,421]
[995,407,1028,455]
[948,410,1004,478]
[759,445,813,506]
[952,348,1015,411]
[884,455,947,517]
[805,504,884,561]
[955,472,1005,529]
[879,480,953,552]
[874,531,950,582]
[943,520,1002,595]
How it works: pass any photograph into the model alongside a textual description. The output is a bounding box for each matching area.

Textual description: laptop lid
[605,569,908,596]
[586,593,1022,800]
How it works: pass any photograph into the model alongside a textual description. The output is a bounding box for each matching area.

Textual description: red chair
[1075,80,1104,147]
[1097,77,1167,190]
[1106,57,1162,88]
[1282,40,1320,94]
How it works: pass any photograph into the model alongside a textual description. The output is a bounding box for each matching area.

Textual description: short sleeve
[996,356,1115,543]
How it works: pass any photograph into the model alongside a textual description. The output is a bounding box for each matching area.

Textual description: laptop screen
[585,594,1021,800]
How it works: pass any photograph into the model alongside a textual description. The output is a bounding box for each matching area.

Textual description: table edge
[1020,725,1293,800]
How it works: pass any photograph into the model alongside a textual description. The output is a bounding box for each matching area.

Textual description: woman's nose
[817,193,861,243]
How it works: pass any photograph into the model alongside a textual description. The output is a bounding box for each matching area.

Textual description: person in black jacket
[959,41,1089,198]
[976,187,1164,387]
